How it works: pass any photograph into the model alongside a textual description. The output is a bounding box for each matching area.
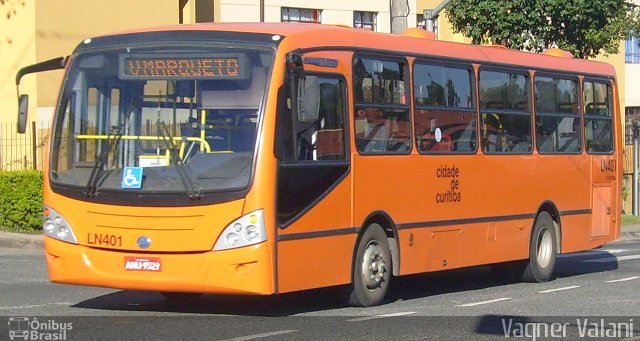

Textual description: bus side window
[353,56,411,154]
[583,81,613,154]
[479,70,532,154]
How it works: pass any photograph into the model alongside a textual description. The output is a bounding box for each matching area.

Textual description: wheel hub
[537,229,553,269]
[361,242,387,290]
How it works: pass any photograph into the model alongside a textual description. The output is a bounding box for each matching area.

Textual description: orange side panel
[276,176,353,293]
[277,234,356,293]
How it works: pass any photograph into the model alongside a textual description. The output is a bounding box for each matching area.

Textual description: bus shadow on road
[71,252,618,316]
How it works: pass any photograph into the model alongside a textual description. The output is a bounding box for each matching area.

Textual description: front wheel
[349,224,392,307]
[522,212,558,282]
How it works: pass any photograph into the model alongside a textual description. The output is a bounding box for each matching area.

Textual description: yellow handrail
[75,134,212,153]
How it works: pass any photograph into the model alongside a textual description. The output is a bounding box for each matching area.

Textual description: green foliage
[446,0,640,59]
[622,214,640,226]
[0,171,43,233]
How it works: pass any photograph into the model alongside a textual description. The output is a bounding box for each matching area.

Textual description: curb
[619,231,640,241]
[0,232,44,250]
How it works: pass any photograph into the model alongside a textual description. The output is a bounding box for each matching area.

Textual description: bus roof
[101,22,616,78]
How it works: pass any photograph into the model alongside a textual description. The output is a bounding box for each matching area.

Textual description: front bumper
[44,237,274,295]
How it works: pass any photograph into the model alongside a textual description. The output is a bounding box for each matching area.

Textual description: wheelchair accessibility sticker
[122,167,143,189]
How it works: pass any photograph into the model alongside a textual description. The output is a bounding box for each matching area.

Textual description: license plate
[124,257,162,272]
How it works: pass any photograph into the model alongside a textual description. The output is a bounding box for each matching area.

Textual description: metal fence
[0,121,49,171]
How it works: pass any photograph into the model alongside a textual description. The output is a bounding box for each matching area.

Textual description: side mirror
[297,76,320,122]
[17,94,28,134]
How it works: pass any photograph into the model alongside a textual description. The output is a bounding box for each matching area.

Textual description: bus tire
[349,224,391,307]
[522,212,557,283]
[160,292,202,302]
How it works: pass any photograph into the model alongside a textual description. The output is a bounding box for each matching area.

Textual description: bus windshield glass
[50,43,274,200]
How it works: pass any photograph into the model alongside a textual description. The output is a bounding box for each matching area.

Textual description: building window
[281,7,321,23]
[626,36,640,63]
[354,11,377,31]
[625,107,640,145]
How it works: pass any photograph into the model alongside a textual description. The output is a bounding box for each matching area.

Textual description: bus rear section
[41,30,280,295]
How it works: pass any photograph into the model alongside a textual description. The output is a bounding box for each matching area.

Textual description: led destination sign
[121,55,247,80]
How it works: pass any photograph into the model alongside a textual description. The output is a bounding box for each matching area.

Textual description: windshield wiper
[158,122,201,200]
[85,97,137,197]
[85,127,122,197]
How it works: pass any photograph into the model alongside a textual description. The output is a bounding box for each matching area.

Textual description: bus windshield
[50,43,274,200]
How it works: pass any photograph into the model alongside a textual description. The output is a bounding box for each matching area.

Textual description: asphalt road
[1,241,639,340]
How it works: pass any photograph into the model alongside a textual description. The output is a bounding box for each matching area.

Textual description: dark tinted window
[535,76,581,154]
[584,81,613,153]
[354,56,411,154]
[535,77,579,114]
[354,57,407,104]
[413,62,476,153]
[480,71,529,111]
[479,70,532,154]
[414,64,473,108]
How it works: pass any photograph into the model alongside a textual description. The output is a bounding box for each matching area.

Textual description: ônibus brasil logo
[8,317,72,340]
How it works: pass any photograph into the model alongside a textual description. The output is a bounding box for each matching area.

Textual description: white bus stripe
[220,330,298,341]
[347,311,416,322]
[538,285,580,294]
[605,276,640,283]
[458,297,511,307]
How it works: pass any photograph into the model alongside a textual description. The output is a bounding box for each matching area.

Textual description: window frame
[412,58,477,155]
[353,11,377,31]
[478,66,533,155]
[280,72,351,164]
[533,72,583,155]
[281,7,322,24]
[352,53,412,156]
[583,77,615,155]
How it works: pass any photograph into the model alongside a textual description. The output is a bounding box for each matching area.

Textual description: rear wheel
[349,224,391,307]
[522,212,557,282]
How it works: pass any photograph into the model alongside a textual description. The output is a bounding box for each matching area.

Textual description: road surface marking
[590,249,628,254]
[0,302,72,310]
[220,330,298,341]
[538,285,580,294]
[582,254,640,263]
[347,311,416,322]
[605,276,640,283]
[458,297,511,307]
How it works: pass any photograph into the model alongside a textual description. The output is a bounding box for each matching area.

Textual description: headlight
[42,206,78,244]
[214,210,266,251]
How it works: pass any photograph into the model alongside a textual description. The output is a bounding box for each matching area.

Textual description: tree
[1,0,25,19]
[446,0,640,59]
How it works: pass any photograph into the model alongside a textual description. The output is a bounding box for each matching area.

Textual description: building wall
[219,0,419,33]
[416,0,468,43]
[626,64,640,107]
[0,1,36,125]
[32,0,178,124]
[0,0,631,173]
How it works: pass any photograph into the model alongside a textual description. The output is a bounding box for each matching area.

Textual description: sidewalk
[0,231,43,249]
[620,224,640,241]
[2,225,640,250]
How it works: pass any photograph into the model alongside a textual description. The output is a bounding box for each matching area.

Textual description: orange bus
[16,23,621,307]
